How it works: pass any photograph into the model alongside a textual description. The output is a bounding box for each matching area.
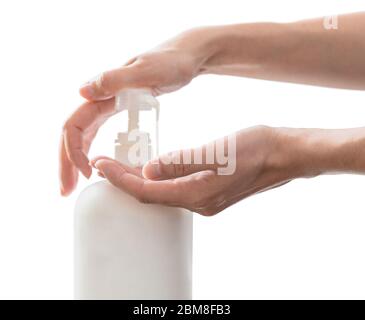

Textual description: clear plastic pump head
[114,89,160,167]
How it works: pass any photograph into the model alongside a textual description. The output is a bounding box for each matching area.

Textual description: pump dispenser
[74,89,193,300]
[114,89,159,166]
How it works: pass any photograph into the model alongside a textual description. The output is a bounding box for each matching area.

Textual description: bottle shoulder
[79,180,114,195]
[76,180,132,203]
[74,180,191,218]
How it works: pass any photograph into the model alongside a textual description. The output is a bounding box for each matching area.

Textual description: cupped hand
[60,29,210,196]
[90,126,297,216]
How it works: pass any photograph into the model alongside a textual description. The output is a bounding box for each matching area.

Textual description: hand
[90,126,298,216]
[90,125,365,215]
[59,28,213,196]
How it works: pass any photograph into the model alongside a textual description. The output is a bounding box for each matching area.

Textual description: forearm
[183,12,365,90]
[275,127,365,179]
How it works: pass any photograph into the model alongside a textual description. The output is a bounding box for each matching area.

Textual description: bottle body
[74,180,193,300]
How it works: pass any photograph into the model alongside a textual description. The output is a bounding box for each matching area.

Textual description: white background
[0,0,364,299]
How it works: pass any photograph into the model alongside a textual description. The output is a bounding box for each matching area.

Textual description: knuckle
[115,169,127,185]
[137,195,150,204]
[62,119,71,132]
[138,183,152,204]
[254,124,269,130]
[253,124,273,137]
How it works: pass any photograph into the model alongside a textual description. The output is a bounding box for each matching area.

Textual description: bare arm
[186,12,365,90]
[61,12,365,196]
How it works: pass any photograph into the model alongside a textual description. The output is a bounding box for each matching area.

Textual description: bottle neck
[115,130,152,167]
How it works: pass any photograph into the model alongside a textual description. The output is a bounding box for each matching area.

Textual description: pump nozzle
[115,88,159,132]
[115,88,159,114]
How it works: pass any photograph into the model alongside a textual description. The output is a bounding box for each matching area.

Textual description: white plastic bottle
[74,89,193,300]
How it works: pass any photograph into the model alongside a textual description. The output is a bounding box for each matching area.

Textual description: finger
[63,99,115,179]
[90,155,143,177]
[59,134,78,196]
[63,126,91,179]
[142,144,220,180]
[65,98,115,130]
[94,158,187,206]
[79,62,145,101]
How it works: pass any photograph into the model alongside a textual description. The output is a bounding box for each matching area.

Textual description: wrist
[172,23,291,77]
[273,127,365,179]
[194,22,292,76]
[171,27,223,75]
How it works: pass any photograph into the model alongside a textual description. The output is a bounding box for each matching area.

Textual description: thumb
[142,149,218,180]
[94,158,145,197]
[79,63,145,101]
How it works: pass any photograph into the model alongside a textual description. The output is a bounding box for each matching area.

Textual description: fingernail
[80,74,100,98]
[145,160,162,179]
[81,166,92,179]
[79,83,95,99]
[97,171,105,178]
[60,185,69,197]
[60,180,65,196]
[89,159,97,168]
[94,160,103,170]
